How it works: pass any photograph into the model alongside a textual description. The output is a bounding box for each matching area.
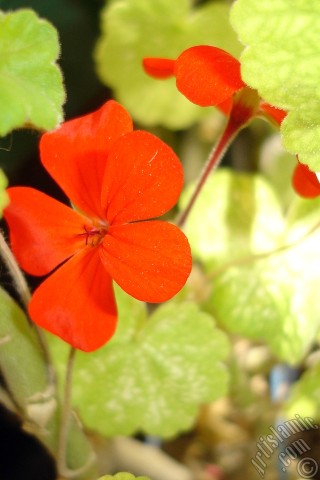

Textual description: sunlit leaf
[284,196,320,286]
[231,0,320,170]
[206,195,320,363]
[49,288,229,438]
[95,0,242,128]
[180,168,284,267]
[207,257,319,363]
[258,135,295,209]
[0,9,65,135]
[286,195,320,235]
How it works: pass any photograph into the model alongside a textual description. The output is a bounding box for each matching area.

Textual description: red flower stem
[177,118,243,227]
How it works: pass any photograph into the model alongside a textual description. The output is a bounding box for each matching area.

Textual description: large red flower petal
[4,187,88,276]
[174,46,245,107]
[216,98,233,115]
[142,57,175,79]
[292,162,320,198]
[29,249,117,352]
[99,221,192,303]
[40,100,133,220]
[101,130,183,224]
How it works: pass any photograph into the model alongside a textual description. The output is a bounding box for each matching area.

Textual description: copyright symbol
[297,457,318,478]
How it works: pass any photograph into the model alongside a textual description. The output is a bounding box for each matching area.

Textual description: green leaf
[0,287,98,476]
[284,196,320,285]
[207,258,318,363]
[49,289,229,438]
[206,195,320,363]
[180,168,284,267]
[231,0,320,170]
[285,362,320,421]
[99,474,150,480]
[0,286,49,410]
[286,195,320,234]
[0,168,9,217]
[0,9,65,135]
[95,0,242,129]
[258,138,296,210]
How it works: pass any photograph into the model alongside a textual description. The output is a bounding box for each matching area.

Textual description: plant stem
[0,229,31,307]
[177,117,242,227]
[58,346,76,478]
[0,229,55,385]
[57,347,96,480]
[177,87,261,227]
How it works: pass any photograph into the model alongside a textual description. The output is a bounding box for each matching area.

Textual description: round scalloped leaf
[99,474,150,480]
[49,290,229,438]
[206,196,320,363]
[95,0,242,129]
[207,258,319,363]
[0,9,65,136]
[180,168,284,266]
[231,0,320,170]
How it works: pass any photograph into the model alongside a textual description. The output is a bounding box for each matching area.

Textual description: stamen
[78,223,108,247]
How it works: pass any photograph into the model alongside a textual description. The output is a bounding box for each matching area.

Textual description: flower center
[79,223,108,247]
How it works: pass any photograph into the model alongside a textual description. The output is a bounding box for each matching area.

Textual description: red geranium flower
[143,45,286,123]
[143,45,320,199]
[4,100,192,352]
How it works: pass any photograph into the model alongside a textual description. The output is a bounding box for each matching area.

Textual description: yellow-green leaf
[180,168,284,267]
[0,9,65,135]
[49,289,229,438]
[231,0,320,170]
